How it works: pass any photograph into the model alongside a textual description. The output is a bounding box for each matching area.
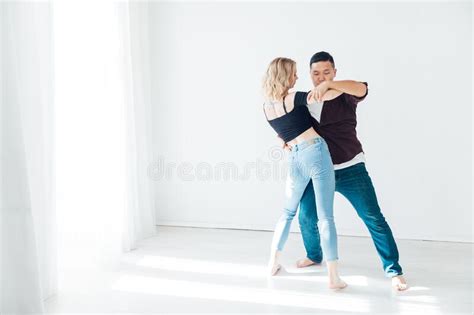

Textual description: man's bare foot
[392,275,408,291]
[329,278,347,290]
[296,257,319,268]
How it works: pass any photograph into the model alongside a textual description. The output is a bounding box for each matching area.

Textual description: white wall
[148,2,472,242]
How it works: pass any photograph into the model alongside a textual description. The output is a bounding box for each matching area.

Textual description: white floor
[45,226,473,314]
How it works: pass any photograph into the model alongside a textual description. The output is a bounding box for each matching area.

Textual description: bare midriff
[286,127,320,148]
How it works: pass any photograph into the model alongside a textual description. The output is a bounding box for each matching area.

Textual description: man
[294,51,407,290]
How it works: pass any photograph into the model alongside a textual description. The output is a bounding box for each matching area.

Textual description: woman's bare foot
[392,275,408,291]
[268,263,281,276]
[296,257,319,268]
[326,260,347,290]
[329,277,348,290]
[267,250,282,276]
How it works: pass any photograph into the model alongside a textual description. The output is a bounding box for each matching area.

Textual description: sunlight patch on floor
[112,274,372,312]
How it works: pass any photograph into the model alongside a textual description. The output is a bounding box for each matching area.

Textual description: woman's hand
[313,81,330,102]
[307,90,321,104]
[308,87,343,104]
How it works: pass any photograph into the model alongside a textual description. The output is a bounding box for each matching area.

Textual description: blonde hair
[262,57,296,101]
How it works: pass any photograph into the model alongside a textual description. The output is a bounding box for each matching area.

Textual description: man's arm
[277,135,291,151]
[314,80,367,101]
[325,80,367,97]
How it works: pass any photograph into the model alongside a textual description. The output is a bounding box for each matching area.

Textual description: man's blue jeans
[298,162,403,277]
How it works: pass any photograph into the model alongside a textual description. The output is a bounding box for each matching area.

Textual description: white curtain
[53,1,156,271]
[0,1,56,313]
[117,1,157,252]
[0,1,156,311]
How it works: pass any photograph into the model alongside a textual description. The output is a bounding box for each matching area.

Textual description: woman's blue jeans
[270,137,338,261]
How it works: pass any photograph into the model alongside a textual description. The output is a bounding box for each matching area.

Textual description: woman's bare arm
[307,89,343,104]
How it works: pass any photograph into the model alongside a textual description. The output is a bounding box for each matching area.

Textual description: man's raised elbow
[355,82,368,97]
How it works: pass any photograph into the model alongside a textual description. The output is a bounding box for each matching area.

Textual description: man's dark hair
[309,51,335,68]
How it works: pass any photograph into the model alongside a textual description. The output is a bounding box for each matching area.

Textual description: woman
[262,57,346,289]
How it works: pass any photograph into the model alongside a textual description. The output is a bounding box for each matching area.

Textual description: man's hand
[278,136,291,151]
